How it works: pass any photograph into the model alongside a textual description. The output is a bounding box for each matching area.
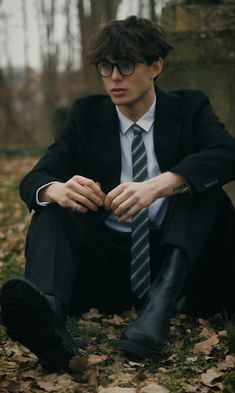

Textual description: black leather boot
[0,277,79,372]
[115,248,189,360]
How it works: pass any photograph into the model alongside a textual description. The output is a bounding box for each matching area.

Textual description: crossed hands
[39,175,163,222]
[40,172,185,222]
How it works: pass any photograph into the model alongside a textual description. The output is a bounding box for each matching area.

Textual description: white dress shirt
[37,97,168,232]
[105,98,168,232]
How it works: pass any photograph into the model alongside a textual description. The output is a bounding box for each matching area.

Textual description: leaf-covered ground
[0,156,235,393]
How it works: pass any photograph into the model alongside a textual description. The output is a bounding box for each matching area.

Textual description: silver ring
[72,202,78,212]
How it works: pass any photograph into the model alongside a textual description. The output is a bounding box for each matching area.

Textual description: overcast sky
[0,0,168,70]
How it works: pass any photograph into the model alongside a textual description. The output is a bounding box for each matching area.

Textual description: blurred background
[0,0,234,196]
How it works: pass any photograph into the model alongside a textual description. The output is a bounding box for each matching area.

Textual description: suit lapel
[154,87,183,172]
[91,97,121,193]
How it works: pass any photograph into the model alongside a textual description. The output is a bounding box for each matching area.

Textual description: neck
[117,89,156,122]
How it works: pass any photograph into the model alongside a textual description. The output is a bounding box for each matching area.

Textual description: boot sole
[114,338,168,361]
[0,277,75,372]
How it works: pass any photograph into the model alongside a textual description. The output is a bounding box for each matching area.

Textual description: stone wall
[159,0,235,202]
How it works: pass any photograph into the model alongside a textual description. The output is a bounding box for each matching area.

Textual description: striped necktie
[131,124,151,299]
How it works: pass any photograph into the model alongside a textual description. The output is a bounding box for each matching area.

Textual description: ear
[151,57,164,79]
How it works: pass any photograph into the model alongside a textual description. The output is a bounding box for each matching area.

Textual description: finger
[72,184,103,207]
[74,193,99,211]
[118,205,139,222]
[105,184,125,209]
[74,176,103,197]
[72,201,88,214]
[84,186,103,206]
[113,198,133,216]
[96,182,107,203]
[67,190,99,211]
[110,192,130,211]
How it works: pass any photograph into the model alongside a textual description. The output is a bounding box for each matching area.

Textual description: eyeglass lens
[96,60,135,77]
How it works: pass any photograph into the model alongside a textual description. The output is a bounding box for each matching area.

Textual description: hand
[104,181,157,222]
[104,172,188,222]
[39,176,104,213]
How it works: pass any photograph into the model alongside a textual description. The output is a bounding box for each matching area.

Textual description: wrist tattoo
[172,183,191,194]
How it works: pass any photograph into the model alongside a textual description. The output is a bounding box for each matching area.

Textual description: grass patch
[224,369,235,393]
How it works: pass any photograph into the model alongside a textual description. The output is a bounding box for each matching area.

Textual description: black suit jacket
[20,87,235,222]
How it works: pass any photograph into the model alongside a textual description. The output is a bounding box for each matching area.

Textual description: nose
[111,65,123,80]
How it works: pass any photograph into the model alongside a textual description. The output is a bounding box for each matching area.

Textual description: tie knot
[132,124,142,136]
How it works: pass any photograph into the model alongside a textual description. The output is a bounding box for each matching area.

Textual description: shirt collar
[116,97,156,134]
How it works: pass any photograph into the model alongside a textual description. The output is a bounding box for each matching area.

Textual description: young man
[1,16,235,372]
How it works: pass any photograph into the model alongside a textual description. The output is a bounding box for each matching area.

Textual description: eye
[101,61,111,71]
[119,60,135,75]
[96,61,112,76]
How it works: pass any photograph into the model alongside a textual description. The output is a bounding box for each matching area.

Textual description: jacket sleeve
[19,101,79,211]
[170,91,235,193]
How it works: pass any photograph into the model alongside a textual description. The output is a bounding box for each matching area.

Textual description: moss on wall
[159,0,235,201]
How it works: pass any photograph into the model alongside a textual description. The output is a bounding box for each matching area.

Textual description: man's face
[100,58,163,113]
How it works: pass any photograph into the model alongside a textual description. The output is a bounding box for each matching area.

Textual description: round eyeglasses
[95,59,136,77]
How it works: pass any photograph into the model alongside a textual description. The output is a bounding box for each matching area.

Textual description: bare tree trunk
[138,0,145,16]
[102,0,119,21]
[0,11,12,70]
[149,0,157,21]
[90,0,99,28]
[39,0,59,139]
[21,0,29,77]
[0,69,18,147]
[77,0,101,91]
[77,0,87,73]
[0,6,17,147]
[64,0,74,72]
[77,0,120,93]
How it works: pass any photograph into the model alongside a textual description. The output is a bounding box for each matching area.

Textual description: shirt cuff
[36,182,55,206]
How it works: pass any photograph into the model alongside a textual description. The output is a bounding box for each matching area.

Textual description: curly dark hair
[86,15,173,65]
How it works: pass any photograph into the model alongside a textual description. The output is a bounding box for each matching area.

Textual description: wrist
[39,182,61,203]
[147,172,188,199]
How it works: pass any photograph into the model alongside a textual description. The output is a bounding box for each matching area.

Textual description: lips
[111,88,127,96]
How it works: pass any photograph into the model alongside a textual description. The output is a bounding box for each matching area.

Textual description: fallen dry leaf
[184,382,201,392]
[158,367,167,373]
[36,379,62,392]
[87,364,98,389]
[217,354,235,371]
[194,334,219,354]
[128,360,143,367]
[82,308,103,320]
[201,367,224,387]
[186,356,198,363]
[87,354,108,366]
[69,355,87,374]
[106,326,119,340]
[121,308,138,321]
[99,388,136,393]
[198,319,216,338]
[104,314,125,326]
[218,330,227,337]
[140,383,170,393]
[199,327,216,339]
[0,359,18,372]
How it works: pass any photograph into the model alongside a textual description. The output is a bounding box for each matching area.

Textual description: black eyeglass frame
[95,59,137,78]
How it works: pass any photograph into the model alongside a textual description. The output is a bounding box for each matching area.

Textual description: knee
[26,205,71,244]
[32,204,69,225]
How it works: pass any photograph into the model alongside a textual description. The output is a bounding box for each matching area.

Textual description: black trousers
[24,189,235,315]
